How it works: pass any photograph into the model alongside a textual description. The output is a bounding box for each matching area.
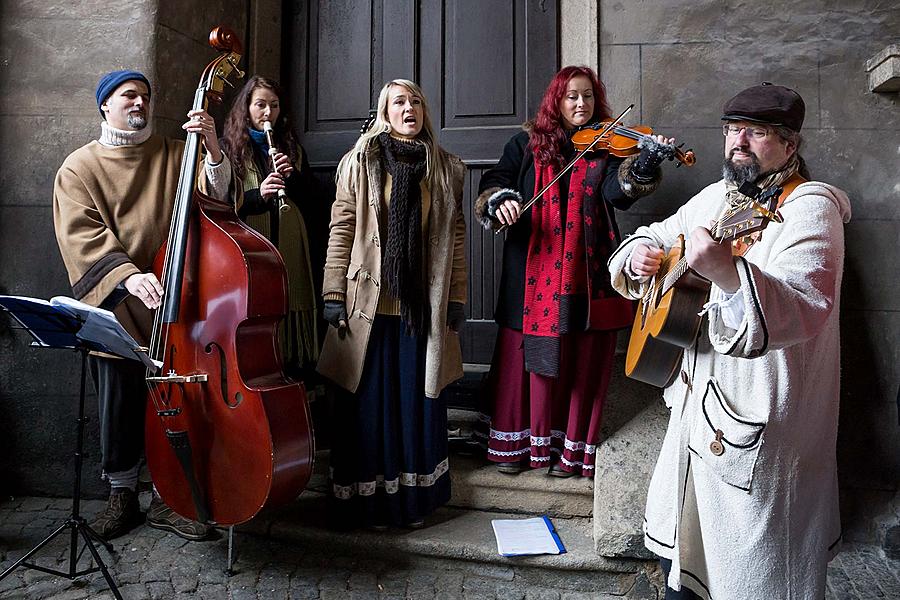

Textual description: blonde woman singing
[317,80,467,529]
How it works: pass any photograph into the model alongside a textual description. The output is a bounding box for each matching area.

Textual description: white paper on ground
[491,516,565,556]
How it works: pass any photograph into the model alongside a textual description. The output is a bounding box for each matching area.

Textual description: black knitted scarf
[378,133,428,336]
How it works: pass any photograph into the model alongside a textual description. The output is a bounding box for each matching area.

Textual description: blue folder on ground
[491,515,566,556]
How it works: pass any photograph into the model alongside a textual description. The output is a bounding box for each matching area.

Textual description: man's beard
[722,150,760,186]
[127,111,147,130]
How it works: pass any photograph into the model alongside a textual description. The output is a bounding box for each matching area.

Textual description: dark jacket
[474,130,658,330]
[236,142,329,299]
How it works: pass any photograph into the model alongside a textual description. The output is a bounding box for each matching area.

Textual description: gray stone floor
[0,496,897,599]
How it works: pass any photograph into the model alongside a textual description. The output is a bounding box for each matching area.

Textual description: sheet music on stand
[0,295,160,371]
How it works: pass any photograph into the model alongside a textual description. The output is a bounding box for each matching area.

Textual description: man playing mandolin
[607,83,851,599]
[53,70,233,541]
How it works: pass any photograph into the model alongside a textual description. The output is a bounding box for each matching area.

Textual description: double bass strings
[146,115,205,414]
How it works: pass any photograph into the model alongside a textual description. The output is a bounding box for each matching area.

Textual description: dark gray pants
[88,355,146,474]
[659,558,703,599]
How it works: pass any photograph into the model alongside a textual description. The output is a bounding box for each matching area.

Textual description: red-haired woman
[474,65,673,477]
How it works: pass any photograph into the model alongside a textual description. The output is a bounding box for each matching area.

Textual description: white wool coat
[608,180,852,599]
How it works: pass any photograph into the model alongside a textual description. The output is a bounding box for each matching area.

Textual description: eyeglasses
[723,124,770,139]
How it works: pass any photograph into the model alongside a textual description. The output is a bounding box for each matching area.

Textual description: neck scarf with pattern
[725,154,801,255]
[522,154,607,377]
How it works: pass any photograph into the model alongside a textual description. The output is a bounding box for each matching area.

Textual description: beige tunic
[54,135,187,344]
[53,135,228,345]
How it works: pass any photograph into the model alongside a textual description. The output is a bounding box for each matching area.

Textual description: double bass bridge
[148,370,208,416]
[147,370,208,385]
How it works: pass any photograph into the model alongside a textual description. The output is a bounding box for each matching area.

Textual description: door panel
[285,0,559,362]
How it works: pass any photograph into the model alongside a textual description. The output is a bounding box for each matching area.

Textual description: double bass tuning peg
[227,57,245,79]
[216,70,235,88]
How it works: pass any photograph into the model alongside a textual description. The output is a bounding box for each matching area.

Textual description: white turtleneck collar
[99,120,153,147]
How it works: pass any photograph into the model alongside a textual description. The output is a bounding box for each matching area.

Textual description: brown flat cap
[722,82,805,132]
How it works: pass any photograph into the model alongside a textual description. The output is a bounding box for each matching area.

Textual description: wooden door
[284,0,559,363]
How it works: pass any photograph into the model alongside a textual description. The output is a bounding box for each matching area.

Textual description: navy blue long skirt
[328,315,451,529]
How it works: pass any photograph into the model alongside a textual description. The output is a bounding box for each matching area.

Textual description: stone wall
[0,0,250,498]
[153,1,250,138]
[584,0,899,551]
[0,0,160,499]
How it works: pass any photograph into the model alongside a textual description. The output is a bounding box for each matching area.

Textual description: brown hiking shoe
[146,495,212,541]
[90,487,143,540]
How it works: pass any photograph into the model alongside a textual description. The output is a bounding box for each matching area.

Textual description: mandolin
[624,182,784,387]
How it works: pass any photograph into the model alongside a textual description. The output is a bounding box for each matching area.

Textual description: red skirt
[478,326,616,477]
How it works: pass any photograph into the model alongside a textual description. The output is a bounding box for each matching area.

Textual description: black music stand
[0,296,156,600]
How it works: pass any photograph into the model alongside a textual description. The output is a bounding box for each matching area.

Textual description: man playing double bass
[607,83,851,599]
[53,70,236,540]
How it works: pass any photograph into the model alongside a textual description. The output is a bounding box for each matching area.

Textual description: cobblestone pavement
[0,496,897,599]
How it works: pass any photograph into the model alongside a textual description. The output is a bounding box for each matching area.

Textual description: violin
[497,105,692,233]
[571,121,696,167]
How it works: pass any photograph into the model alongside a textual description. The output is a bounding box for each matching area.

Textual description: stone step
[448,453,595,519]
[238,480,658,597]
[444,354,649,522]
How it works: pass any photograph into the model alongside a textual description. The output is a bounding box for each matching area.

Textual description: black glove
[630,137,675,182]
[446,302,466,333]
[323,300,348,329]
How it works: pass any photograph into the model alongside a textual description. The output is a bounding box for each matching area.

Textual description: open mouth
[403,115,417,124]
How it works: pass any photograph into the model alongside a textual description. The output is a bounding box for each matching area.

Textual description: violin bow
[495,104,634,234]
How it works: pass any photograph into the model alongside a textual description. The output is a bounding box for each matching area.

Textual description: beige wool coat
[317,141,467,398]
[608,180,851,599]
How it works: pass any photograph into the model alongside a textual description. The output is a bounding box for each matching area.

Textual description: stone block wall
[0,1,160,498]
[587,0,899,550]
[0,0,249,498]
[154,0,249,138]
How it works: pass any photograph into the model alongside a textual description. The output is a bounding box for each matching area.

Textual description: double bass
[144,27,313,525]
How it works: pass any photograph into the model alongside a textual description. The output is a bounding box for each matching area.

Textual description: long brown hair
[530,66,611,169]
[221,76,300,179]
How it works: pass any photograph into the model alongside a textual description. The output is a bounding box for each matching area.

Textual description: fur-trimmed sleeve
[617,154,662,200]
[449,156,468,304]
[322,154,359,298]
[474,132,529,230]
[474,187,523,231]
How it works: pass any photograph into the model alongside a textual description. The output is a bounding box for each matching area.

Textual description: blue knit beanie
[96,70,151,118]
